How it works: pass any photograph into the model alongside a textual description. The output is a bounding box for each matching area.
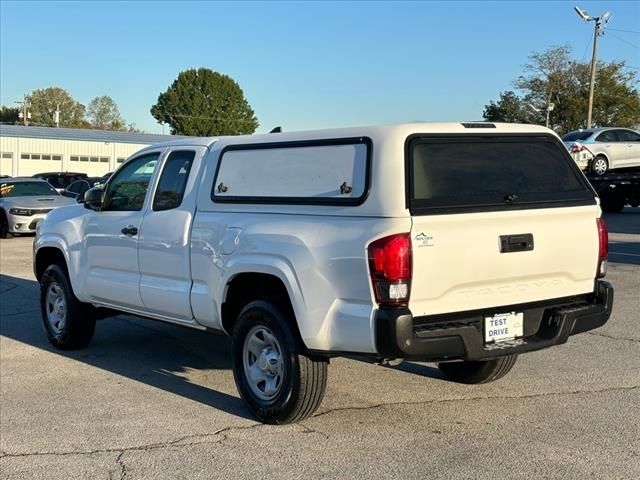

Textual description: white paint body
[35,123,602,355]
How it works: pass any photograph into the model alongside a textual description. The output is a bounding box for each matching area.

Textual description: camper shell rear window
[406,134,595,215]
[212,137,371,205]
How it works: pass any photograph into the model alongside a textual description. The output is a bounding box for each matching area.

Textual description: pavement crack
[311,384,640,419]
[587,331,640,344]
[299,423,329,439]
[0,422,269,460]
[0,284,19,294]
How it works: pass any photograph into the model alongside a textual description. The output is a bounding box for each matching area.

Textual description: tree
[482,91,531,124]
[0,106,20,124]
[26,87,86,127]
[150,68,258,136]
[483,46,640,133]
[87,95,125,130]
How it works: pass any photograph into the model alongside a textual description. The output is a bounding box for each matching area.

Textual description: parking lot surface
[1,209,639,479]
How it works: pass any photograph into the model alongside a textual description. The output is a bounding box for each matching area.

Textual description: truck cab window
[102,153,160,211]
[152,150,195,211]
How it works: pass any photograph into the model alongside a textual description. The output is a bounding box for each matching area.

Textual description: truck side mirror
[84,187,104,211]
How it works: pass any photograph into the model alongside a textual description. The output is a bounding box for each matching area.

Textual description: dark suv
[32,172,88,193]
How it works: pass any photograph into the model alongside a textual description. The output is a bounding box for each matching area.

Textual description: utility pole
[14,95,31,126]
[587,18,601,129]
[574,6,612,128]
[54,103,60,127]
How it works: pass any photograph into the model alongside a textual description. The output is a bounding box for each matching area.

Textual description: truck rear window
[407,135,595,214]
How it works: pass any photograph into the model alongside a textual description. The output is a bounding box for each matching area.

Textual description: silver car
[0,178,76,238]
[562,127,640,175]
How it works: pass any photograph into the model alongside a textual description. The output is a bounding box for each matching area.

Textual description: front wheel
[0,210,10,239]
[40,264,96,350]
[438,355,518,384]
[591,155,609,176]
[232,301,328,424]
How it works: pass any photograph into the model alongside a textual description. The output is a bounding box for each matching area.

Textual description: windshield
[0,181,59,197]
[561,131,593,142]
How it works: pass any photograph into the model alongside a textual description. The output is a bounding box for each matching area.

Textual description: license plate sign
[484,312,523,344]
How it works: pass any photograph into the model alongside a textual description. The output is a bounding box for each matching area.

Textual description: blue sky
[1,0,639,134]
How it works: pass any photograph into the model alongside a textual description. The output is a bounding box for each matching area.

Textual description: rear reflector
[368,233,412,306]
[597,218,608,278]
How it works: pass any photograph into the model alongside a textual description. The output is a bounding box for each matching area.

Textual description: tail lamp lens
[597,218,608,278]
[368,233,412,306]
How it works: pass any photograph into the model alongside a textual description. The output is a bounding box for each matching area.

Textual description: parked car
[562,127,640,175]
[32,172,88,194]
[62,177,103,202]
[34,123,612,424]
[0,178,76,238]
[98,172,113,184]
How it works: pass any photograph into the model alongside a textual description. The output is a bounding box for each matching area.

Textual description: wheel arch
[221,269,307,351]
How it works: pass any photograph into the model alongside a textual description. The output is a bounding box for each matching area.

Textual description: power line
[607,27,640,34]
[607,31,640,49]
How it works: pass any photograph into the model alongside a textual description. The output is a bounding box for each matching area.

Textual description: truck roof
[147,122,557,150]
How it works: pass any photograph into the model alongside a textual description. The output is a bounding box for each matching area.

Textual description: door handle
[121,225,138,236]
[499,234,534,253]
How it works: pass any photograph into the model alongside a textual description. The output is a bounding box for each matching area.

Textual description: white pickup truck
[34,123,613,424]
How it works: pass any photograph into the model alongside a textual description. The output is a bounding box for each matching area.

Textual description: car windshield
[562,131,593,142]
[0,181,59,197]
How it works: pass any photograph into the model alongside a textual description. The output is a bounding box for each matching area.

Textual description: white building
[0,125,181,177]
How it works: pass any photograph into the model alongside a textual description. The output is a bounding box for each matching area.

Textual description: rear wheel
[40,264,96,349]
[592,155,609,176]
[438,355,518,384]
[232,300,328,424]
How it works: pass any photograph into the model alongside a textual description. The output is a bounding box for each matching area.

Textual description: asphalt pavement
[1,209,639,479]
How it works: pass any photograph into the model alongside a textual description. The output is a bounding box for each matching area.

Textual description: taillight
[368,233,412,306]
[571,144,585,153]
[597,218,608,278]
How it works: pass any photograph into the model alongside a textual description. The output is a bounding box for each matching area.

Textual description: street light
[527,102,555,128]
[574,6,612,128]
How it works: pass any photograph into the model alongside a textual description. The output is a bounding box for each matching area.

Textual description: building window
[90,156,99,162]
[117,157,126,164]
[1,152,12,159]
[19,153,63,161]
[70,156,79,162]
[99,157,109,163]
[80,156,89,162]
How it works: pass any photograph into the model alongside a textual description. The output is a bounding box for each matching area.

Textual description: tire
[232,300,328,424]
[591,155,609,176]
[600,191,626,213]
[438,355,518,384]
[40,264,96,350]
[0,210,10,239]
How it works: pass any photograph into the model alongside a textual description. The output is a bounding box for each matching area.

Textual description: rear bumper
[374,281,613,362]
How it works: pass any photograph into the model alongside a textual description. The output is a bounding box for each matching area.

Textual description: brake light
[571,144,585,153]
[368,233,412,306]
[597,218,608,278]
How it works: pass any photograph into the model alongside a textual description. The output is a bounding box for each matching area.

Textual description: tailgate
[406,133,599,316]
[410,206,599,316]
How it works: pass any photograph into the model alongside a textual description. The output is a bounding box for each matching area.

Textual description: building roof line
[0,124,186,145]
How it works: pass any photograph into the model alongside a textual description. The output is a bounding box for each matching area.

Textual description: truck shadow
[0,274,253,420]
